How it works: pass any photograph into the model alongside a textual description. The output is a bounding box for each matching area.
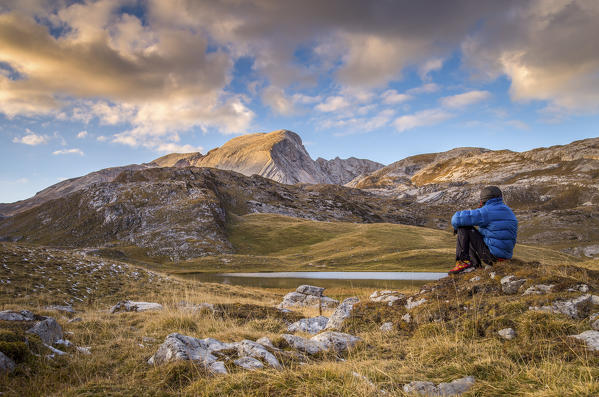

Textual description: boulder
[45,305,76,314]
[369,290,404,306]
[500,275,527,295]
[282,334,323,355]
[234,356,264,370]
[570,330,599,351]
[0,351,15,373]
[110,300,164,313]
[530,295,592,319]
[236,340,281,370]
[325,297,359,330]
[148,333,229,374]
[311,331,361,353]
[287,316,329,334]
[568,284,590,293]
[256,337,275,349]
[523,284,554,295]
[498,328,516,340]
[27,317,63,345]
[278,286,338,309]
[0,310,35,321]
[403,376,475,396]
[406,297,427,310]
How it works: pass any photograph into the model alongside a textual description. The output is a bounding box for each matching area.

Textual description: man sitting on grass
[448,186,518,275]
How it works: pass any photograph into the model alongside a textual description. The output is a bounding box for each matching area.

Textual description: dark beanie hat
[480,186,502,204]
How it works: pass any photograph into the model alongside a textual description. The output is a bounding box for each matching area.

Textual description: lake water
[179,271,447,289]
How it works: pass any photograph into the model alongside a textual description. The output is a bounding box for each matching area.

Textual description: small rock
[325,297,359,330]
[282,334,323,355]
[591,295,599,305]
[403,376,475,396]
[470,276,481,282]
[380,322,393,332]
[142,336,158,344]
[0,351,16,373]
[570,330,599,351]
[288,316,329,334]
[236,340,281,370]
[234,356,264,370]
[110,300,163,313]
[462,267,476,273]
[568,284,590,293]
[370,290,404,306]
[500,275,527,294]
[0,309,35,321]
[68,317,82,323]
[278,289,338,310]
[45,305,76,314]
[498,328,516,340]
[523,284,555,295]
[401,313,412,323]
[531,295,592,319]
[282,331,360,355]
[591,319,599,331]
[76,346,91,355]
[406,297,427,310]
[403,381,438,395]
[27,317,63,345]
[489,272,496,279]
[590,313,599,322]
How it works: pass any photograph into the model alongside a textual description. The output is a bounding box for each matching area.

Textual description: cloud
[12,130,48,145]
[76,130,88,139]
[262,86,296,115]
[381,90,411,105]
[53,148,84,156]
[96,135,107,142]
[154,143,204,154]
[394,108,453,132]
[440,90,491,108]
[316,96,351,112]
[505,119,529,130]
[407,83,440,95]
[419,58,444,81]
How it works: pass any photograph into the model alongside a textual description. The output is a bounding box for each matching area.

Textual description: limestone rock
[148,333,229,374]
[570,330,599,351]
[0,351,15,373]
[110,300,164,313]
[498,328,516,340]
[68,317,82,323]
[403,376,475,396]
[27,317,63,345]
[278,286,338,309]
[402,313,412,323]
[369,290,404,306]
[380,322,393,332]
[500,276,527,294]
[234,356,264,370]
[236,340,281,370]
[568,284,590,293]
[281,334,323,355]
[296,285,325,297]
[45,305,76,314]
[325,297,359,330]
[288,316,329,334]
[0,310,35,321]
[406,297,427,310]
[311,331,361,353]
[531,295,592,319]
[523,284,554,295]
[256,337,275,349]
[591,319,599,331]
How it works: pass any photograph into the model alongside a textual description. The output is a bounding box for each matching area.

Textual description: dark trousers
[456,227,496,267]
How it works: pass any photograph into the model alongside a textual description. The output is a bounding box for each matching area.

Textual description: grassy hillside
[162,213,576,274]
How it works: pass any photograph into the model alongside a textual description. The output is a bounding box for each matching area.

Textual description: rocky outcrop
[501,276,527,295]
[26,317,63,345]
[325,297,359,330]
[278,285,338,309]
[570,330,599,351]
[530,295,592,319]
[110,301,164,313]
[315,157,383,185]
[281,331,360,355]
[0,310,36,321]
[369,290,404,306]
[0,351,15,373]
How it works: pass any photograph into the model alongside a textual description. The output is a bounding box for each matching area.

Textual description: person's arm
[451,207,489,229]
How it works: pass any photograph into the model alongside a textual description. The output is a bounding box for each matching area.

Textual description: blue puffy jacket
[451,197,518,259]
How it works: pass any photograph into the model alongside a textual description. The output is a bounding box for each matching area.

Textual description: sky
[1,0,599,203]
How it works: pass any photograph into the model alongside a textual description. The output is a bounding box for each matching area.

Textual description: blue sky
[1,0,599,203]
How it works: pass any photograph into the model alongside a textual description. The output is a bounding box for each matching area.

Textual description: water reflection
[177,271,447,289]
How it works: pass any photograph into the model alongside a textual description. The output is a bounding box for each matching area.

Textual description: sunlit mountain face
[2,0,599,203]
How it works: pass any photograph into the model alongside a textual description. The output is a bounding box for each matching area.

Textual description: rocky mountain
[0,167,422,261]
[0,130,383,218]
[152,130,384,185]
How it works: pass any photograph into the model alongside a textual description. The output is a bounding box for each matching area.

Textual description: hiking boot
[448,260,472,275]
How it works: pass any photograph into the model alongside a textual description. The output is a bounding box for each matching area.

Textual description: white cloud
[440,90,491,108]
[316,96,350,112]
[419,58,444,81]
[407,83,440,95]
[381,90,411,105]
[96,135,107,142]
[394,108,453,132]
[76,130,88,139]
[53,148,84,156]
[12,130,48,145]
[262,86,296,115]
[505,119,529,130]
[154,143,204,154]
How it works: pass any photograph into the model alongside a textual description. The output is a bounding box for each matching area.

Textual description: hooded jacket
[451,197,518,259]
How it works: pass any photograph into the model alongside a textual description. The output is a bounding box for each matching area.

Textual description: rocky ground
[1,243,599,396]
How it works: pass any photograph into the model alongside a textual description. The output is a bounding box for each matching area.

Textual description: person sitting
[448,186,518,274]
